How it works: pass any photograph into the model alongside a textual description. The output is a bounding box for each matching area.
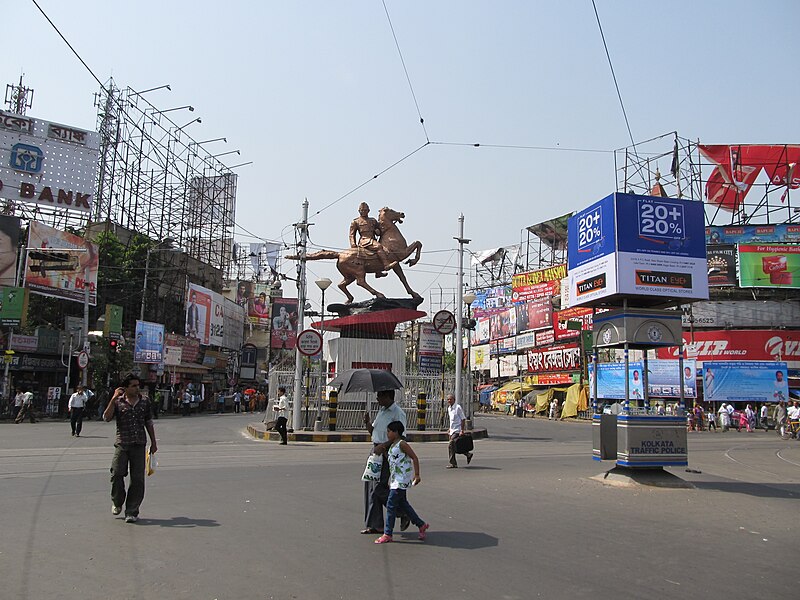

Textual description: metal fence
[266,370,470,431]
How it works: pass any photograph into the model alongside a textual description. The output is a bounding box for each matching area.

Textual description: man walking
[775,400,788,439]
[446,394,473,468]
[273,387,289,445]
[68,385,89,437]
[362,389,408,534]
[12,389,24,422]
[103,374,157,523]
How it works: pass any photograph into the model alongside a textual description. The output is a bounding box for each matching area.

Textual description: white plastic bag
[146,450,158,476]
[361,453,383,482]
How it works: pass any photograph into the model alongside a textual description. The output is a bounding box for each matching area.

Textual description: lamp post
[141,245,183,323]
[462,291,477,420]
[315,278,332,421]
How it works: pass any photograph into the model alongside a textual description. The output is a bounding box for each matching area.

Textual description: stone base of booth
[247,422,489,443]
[590,466,694,489]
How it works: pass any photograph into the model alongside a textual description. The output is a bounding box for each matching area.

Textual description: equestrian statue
[294,202,422,304]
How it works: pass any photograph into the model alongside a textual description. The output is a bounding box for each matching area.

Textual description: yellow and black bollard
[417,392,427,431]
[328,389,338,431]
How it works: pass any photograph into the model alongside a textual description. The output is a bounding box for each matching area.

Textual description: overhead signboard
[702,361,789,403]
[186,283,226,346]
[511,264,566,302]
[527,342,581,374]
[24,221,99,305]
[737,244,800,288]
[0,111,99,213]
[567,193,708,306]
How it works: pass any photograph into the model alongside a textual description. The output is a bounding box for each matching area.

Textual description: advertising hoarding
[567,193,708,306]
[516,297,551,332]
[655,329,800,369]
[527,343,581,374]
[134,320,164,364]
[489,307,517,340]
[701,361,789,403]
[186,283,224,346]
[103,304,123,340]
[0,287,28,326]
[588,362,645,400]
[0,111,99,212]
[270,298,298,350]
[247,282,271,326]
[0,215,21,287]
[511,264,566,302]
[737,244,800,288]
[707,224,800,245]
[24,221,99,305]
[589,359,701,400]
[706,245,737,287]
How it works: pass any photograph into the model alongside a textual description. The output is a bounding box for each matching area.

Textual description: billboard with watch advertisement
[568,193,708,306]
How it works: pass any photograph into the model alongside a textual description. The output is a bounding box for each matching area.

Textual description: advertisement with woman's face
[0,216,21,287]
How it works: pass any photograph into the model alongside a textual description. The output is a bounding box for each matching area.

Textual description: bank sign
[0,111,99,213]
[567,193,708,306]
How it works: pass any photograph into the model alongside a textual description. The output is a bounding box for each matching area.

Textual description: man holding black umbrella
[362,389,409,534]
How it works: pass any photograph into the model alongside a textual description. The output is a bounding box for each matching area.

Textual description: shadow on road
[408,531,498,549]
[692,481,799,499]
[138,516,221,528]
[484,435,553,442]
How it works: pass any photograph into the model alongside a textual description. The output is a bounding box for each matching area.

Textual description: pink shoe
[418,523,429,541]
[374,534,393,544]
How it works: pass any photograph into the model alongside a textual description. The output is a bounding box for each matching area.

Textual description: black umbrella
[328,368,404,393]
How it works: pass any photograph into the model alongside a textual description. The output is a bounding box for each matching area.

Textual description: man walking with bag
[446,394,473,468]
[103,374,157,523]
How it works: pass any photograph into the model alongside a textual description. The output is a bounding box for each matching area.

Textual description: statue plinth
[312,298,426,339]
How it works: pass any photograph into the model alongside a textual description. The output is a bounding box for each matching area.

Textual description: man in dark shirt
[103,374,158,523]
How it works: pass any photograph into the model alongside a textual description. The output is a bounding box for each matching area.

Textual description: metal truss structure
[93,78,237,278]
[615,132,799,226]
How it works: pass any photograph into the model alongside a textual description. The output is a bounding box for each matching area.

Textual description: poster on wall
[588,362,645,400]
[589,360,697,400]
[134,320,164,364]
[737,244,800,288]
[248,283,271,326]
[701,361,789,403]
[24,221,98,305]
[270,298,298,350]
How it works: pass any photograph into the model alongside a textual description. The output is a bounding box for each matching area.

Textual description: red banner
[511,264,565,302]
[655,329,800,367]
[527,343,581,373]
[699,144,800,212]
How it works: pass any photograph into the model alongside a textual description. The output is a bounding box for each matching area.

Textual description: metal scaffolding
[93,78,237,278]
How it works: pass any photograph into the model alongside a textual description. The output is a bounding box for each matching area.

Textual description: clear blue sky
[5,1,799,312]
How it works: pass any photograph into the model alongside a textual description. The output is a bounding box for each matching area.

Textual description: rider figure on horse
[349,202,398,276]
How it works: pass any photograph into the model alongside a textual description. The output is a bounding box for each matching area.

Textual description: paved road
[1,412,798,600]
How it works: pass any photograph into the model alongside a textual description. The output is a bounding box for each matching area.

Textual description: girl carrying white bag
[361,453,383,482]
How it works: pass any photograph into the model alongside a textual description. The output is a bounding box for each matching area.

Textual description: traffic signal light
[109,339,118,352]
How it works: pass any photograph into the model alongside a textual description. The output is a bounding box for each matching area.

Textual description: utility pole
[292,199,309,432]
[454,214,470,407]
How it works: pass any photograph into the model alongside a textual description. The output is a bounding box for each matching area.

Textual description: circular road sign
[432,310,456,335]
[77,351,90,369]
[297,329,323,356]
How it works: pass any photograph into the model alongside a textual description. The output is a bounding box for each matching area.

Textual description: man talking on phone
[103,374,157,523]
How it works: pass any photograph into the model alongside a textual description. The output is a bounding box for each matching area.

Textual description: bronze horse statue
[301,207,422,303]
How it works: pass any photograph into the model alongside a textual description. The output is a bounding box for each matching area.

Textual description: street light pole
[292,200,310,433]
[315,278,332,421]
[454,214,471,407]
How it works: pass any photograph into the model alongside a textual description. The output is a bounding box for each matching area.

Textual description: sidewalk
[247,421,489,443]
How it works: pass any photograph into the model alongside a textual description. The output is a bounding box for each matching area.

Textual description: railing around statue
[266,370,470,431]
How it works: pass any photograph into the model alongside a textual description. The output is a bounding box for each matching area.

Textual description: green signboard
[104,304,123,340]
[737,244,800,288]
[0,287,28,327]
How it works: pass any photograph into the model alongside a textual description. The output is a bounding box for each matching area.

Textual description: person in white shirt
[446,394,473,468]
[760,403,769,431]
[14,388,36,423]
[12,390,25,422]
[549,398,558,420]
[362,389,407,535]
[68,385,89,437]
[273,387,289,445]
[718,403,730,431]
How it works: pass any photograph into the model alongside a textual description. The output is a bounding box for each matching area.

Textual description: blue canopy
[479,386,498,405]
